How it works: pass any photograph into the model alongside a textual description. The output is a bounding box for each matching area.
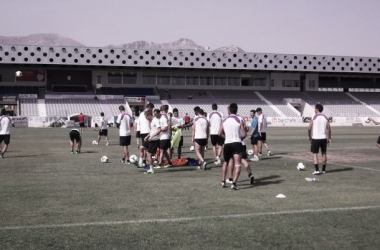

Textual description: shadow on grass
[6,154,51,158]
[259,156,282,161]
[238,175,283,188]
[326,167,354,173]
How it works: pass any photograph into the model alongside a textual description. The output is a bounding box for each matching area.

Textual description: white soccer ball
[129,154,138,163]
[92,140,97,145]
[190,145,195,151]
[247,149,254,155]
[15,71,22,77]
[101,156,108,163]
[297,162,306,170]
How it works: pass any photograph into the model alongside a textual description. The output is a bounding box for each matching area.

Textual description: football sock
[232,182,237,186]
[322,165,326,171]
[228,178,233,182]
[139,158,143,164]
[314,164,319,171]
[248,173,252,177]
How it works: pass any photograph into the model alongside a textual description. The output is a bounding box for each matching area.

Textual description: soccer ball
[365,118,371,123]
[15,71,22,77]
[190,145,195,151]
[101,156,108,163]
[247,149,254,155]
[92,140,97,145]
[129,154,138,163]
[297,162,306,170]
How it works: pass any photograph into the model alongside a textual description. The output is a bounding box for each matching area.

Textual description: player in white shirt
[95,112,109,146]
[208,103,224,165]
[224,114,255,186]
[0,108,14,158]
[368,117,380,149]
[256,107,271,156]
[171,108,184,158]
[192,109,209,170]
[144,109,161,174]
[308,104,332,175]
[219,103,246,190]
[116,106,133,164]
[157,105,173,168]
[138,103,155,167]
[69,128,82,154]
[135,116,140,149]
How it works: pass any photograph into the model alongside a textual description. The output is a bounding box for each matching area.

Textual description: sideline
[1,205,380,231]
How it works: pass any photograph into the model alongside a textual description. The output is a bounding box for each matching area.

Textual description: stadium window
[228,76,240,86]
[108,72,122,84]
[172,75,185,85]
[214,75,227,86]
[200,75,213,85]
[157,75,171,85]
[186,75,200,85]
[255,78,267,86]
[97,76,102,84]
[123,72,137,84]
[241,76,253,86]
[142,74,156,85]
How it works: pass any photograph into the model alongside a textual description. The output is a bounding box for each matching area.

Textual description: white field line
[282,155,380,172]
[1,205,380,231]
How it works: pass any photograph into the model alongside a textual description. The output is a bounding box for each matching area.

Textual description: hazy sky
[1,0,380,57]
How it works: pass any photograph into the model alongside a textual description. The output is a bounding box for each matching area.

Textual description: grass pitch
[1,127,380,249]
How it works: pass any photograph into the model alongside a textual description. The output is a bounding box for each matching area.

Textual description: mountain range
[0,34,245,53]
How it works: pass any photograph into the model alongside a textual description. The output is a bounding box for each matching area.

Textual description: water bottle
[305,177,319,182]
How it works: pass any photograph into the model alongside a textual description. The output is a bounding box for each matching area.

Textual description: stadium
[1,43,380,249]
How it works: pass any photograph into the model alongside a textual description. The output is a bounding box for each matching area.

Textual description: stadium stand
[19,98,39,116]
[45,98,102,117]
[305,92,378,117]
[101,87,155,96]
[0,86,39,95]
[350,92,380,115]
[52,85,87,93]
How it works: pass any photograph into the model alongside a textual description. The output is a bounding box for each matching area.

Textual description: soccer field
[1,127,380,250]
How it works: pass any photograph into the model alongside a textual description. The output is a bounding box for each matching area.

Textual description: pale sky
[1,0,380,57]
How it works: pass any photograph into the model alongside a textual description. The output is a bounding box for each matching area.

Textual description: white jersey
[0,116,13,135]
[159,113,171,140]
[171,116,184,127]
[139,109,151,134]
[117,112,133,136]
[208,111,223,135]
[194,116,209,139]
[312,113,329,139]
[100,117,108,130]
[258,114,267,133]
[237,115,247,146]
[135,117,140,132]
[223,114,242,144]
[149,117,160,141]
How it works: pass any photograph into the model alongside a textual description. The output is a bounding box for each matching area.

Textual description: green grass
[1,127,380,249]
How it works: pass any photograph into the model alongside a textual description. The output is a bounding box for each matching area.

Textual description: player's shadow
[271,152,288,156]
[82,151,97,154]
[259,156,282,161]
[326,167,354,173]
[9,154,51,158]
[239,175,283,188]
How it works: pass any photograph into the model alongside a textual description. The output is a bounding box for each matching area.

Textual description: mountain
[214,45,245,53]
[0,34,85,47]
[0,34,245,52]
[109,38,206,51]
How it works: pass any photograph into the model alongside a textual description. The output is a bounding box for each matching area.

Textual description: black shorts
[241,145,247,159]
[140,133,149,148]
[377,136,380,144]
[120,136,131,146]
[99,129,108,136]
[69,130,80,142]
[194,138,208,147]
[210,135,225,146]
[160,139,171,150]
[251,136,259,145]
[148,140,160,154]
[311,139,327,154]
[79,123,85,128]
[136,131,140,138]
[258,132,267,142]
[0,134,10,145]
[223,142,242,163]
